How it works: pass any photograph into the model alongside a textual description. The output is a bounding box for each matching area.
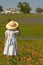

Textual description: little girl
[3,21,20,60]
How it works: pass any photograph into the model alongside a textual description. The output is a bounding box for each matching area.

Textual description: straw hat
[6,21,19,30]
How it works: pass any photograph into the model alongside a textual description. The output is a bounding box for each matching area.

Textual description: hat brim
[6,22,19,30]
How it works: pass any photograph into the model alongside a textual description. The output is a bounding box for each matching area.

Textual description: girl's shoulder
[5,30,9,36]
[5,30,9,33]
[5,30,19,34]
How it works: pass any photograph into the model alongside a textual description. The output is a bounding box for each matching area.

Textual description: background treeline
[0,2,43,13]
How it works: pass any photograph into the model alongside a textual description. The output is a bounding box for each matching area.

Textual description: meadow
[0,13,43,65]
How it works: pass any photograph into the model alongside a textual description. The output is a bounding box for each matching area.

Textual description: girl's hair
[16,27,20,36]
[7,19,11,23]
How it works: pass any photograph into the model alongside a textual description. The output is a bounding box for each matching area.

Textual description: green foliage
[35,7,43,13]
[18,2,31,13]
[0,6,3,12]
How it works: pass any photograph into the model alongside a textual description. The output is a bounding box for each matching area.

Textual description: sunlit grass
[0,14,43,65]
[20,24,43,38]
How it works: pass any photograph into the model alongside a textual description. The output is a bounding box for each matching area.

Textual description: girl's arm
[16,27,20,36]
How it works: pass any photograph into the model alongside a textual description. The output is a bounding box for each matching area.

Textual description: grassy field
[0,13,43,65]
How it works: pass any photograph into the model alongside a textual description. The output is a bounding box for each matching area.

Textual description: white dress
[3,30,19,56]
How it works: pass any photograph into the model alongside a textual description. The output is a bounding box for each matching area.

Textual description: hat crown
[8,21,16,26]
[6,20,19,30]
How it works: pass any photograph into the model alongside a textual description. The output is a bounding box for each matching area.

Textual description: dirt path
[17,18,43,24]
[19,36,43,40]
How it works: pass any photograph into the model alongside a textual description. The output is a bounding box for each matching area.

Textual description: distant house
[5,8,20,14]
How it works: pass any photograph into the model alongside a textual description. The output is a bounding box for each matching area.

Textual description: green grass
[0,13,43,65]
[20,24,43,38]
[1,22,43,39]
[0,40,43,65]
[0,13,43,21]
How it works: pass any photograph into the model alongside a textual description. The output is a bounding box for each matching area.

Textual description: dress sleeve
[5,30,8,37]
[14,30,19,34]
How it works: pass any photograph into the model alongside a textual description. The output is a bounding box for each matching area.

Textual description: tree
[18,2,31,14]
[35,8,43,13]
[0,6,3,12]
